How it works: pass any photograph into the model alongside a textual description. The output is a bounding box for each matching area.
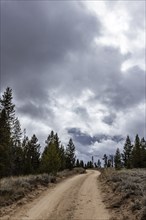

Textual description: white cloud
[91,139,124,157]
[85,1,145,71]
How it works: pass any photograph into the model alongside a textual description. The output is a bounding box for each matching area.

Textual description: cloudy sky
[1,0,145,161]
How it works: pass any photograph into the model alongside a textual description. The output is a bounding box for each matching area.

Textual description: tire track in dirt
[3,170,110,220]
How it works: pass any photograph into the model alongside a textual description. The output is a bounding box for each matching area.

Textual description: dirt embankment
[1,170,110,220]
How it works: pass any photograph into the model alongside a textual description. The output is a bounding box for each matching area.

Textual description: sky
[1,0,146,162]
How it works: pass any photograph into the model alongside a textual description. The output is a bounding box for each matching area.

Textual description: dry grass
[0,173,55,207]
[99,168,146,220]
[57,167,86,178]
[0,167,85,209]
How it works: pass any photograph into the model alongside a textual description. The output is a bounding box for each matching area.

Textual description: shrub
[131,200,142,211]
[99,169,146,220]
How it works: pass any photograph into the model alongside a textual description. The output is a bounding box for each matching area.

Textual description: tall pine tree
[122,135,133,168]
[0,87,17,175]
[0,109,11,177]
[65,138,76,170]
[131,134,141,168]
[41,131,61,174]
[23,134,40,174]
[114,148,122,170]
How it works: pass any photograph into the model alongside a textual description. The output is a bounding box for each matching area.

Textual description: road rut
[9,170,110,220]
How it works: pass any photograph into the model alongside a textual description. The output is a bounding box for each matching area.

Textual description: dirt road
[8,170,110,220]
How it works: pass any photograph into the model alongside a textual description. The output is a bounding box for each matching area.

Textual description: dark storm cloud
[67,127,96,145]
[1,0,100,97]
[67,127,124,146]
[18,101,54,120]
[1,1,144,112]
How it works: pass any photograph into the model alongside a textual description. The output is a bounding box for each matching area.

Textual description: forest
[0,87,146,178]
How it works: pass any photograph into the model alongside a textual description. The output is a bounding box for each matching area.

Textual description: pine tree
[140,137,146,168]
[0,87,15,134]
[107,159,112,167]
[23,134,40,174]
[45,130,55,146]
[89,161,93,168]
[11,118,23,175]
[97,159,101,168]
[12,118,22,147]
[13,145,23,175]
[0,109,11,177]
[131,134,141,168]
[41,131,61,174]
[29,134,40,173]
[0,88,17,175]
[114,148,122,170]
[80,160,84,168]
[0,109,11,144]
[65,138,76,170]
[109,155,114,167]
[122,135,133,168]
[76,159,80,167]
[22,133,29,174]
[58,144,66,171]
[103,154,108,168]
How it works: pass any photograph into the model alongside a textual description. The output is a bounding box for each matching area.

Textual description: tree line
[0,87,76,178]
[103,135,146,169]
[1,87,145,177]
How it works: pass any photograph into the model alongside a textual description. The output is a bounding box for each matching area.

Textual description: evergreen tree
[22,134,40,174]
[22,133,29,174]
[65,138,76,170]
[0,109,11,177]
[12,118,22,147]
[103,154,108,168]
[0,109,11,143]
[140,137,146,167]
[0,87,15,134]
[0,88,17,175]
[45,130,55,146]
[86,161,93,168]
[131,134,141,168]
[86,161,90,168]
[29,134,40,173]
[80,160,84,168]
[122,135,133,168]
[107,159,112,167]
[58,144,66,171]
[76,159,80,167]
[97,159,101,168]
[109,155,114,167]
[41,131,61,174]
[89,161,93,168]
[11,118,23,175]
[114,148,122,170]
[13,145,23,175]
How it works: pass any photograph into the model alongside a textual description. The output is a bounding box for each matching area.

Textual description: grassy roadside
[99,168,146,220]
[0,167,85,216]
